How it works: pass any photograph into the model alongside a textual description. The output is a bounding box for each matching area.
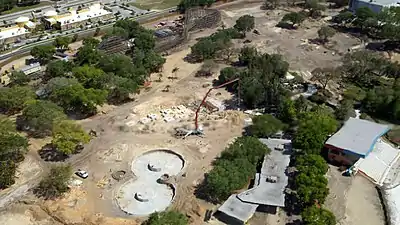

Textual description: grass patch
[129,0,180,10]
[1,2,51,15]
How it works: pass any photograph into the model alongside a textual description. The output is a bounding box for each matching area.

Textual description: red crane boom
[194,78,240,130]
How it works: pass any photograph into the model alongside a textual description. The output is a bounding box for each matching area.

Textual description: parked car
[75,169,88,179]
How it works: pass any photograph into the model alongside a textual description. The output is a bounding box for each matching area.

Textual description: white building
[43,3,114,31]
[0,16,36,45]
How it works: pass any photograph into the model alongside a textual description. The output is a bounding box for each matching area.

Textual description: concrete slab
[116,150,184,216]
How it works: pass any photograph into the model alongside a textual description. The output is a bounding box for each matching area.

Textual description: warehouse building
[43,3,113,31]
[0,16,36,45]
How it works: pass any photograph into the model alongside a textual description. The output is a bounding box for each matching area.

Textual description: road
[0,7,177,62]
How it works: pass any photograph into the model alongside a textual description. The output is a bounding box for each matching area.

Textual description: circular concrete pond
[116,150,184,216]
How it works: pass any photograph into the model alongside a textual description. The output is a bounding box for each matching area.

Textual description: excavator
[176,78,240,139]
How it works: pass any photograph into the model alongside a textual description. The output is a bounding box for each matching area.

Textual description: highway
[0,7,177,61]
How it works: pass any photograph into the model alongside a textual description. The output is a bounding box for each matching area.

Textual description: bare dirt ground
[325,165,385,225]
[0,2,384,225]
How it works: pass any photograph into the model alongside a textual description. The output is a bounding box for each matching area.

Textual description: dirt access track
[0,1,385,225]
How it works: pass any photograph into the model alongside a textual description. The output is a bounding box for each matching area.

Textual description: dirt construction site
[0,1,386,225]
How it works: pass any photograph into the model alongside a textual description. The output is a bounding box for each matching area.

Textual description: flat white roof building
[43,3,113,29]
[0,26,29,42]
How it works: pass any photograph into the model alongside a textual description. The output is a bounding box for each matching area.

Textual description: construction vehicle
[177,78,240,138]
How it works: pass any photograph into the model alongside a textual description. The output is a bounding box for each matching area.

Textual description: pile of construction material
[139,105,193,125]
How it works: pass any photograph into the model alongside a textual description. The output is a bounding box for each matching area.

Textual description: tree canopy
[45,60,72,81]
[317,26,336,43]
[21,100,67,137]
[144,211,189,225]
[31,45,56,64]
[301,205,336,225]
[0,116,28,189]
[293,108,337,154]
[234,15,255,35]
[49,82,107,115]
[54,36,71,49]
[51,120,90,155]
[0,86,35,114]
[35,164,72,199]
[0,160,17,189]
[9,71,30,86]
[295,154,328,175]
[249,114,286,138]
[201,136,269,202]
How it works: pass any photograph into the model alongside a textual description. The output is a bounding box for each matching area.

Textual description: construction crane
[176,78,240,138]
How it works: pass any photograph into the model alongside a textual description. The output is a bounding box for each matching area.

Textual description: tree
[0,130,28,162]
[202,136,270,202]
[332,11,354,25]
[9,71,30,86]
[177,0,215,13]
[238,46,258,66]
[21,100,67,137]
[280,12,306,29]
[144,211,189,225]
[43,77,80,98]
[45,60,72,81]
[196,60,217,77]
[341,50,386,88]
[0,86,35,114]
[107,76,139,103]
[277,97,297,124]
[136,49,166,73]
[234,15,255,35]
[295,154,328,175]
[52,120,90,155]
[218,67,240,85]
[35,164,72,199]
[379,7,400,41]
[305,0,326,18]
[190,31,234,61]
[354,7,376,30]
[0,160,17,189]
[293,109,337,154]
[250,114,286,137]
[0,0,17,12]
[31,45,56,64]
[317,26,336,43]
[72,65,106,88]
[311,67,341,89]
[75,45,102,66]
[53,36,71,49]
[301,205,336,225]
[335,99,355,121]
[263,0,279,9]
[82,37,100,48]
[0,115,16,133]
[134,30,156,51]
[49,83,107,115]
[190,38,218,61]
[296,172,329,205]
